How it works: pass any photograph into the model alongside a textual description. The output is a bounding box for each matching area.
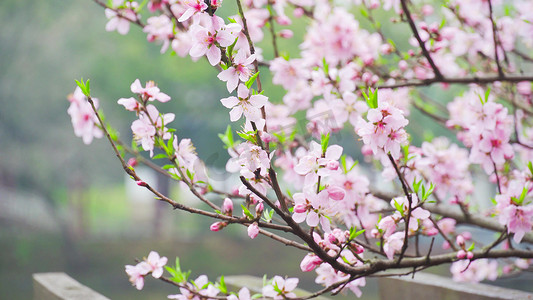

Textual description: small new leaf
[246,71,260,89]
[241,204,254,219]
[321,133,330,154]
[362,88,378,109]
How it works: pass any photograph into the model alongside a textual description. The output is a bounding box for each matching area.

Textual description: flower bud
[456,235,465,246]
[279,29,293,39]
[293,7,304,18]
[326,186,345,201]
[456,249,466,259]
[210,222,225,232]
[398,60,408,71]
[325,160,339,171]
[223,198,233,215]
[276,15,291,25]
[128,157,138,167]
[255,202,264,215]
[247,222,259,239]
[466,251,474,259]
[300,254,322,272]
[422,4,433,16]
[136,180,147,187]
[294,203,307,213]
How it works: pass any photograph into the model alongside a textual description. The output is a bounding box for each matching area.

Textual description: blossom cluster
[66,0,533,297]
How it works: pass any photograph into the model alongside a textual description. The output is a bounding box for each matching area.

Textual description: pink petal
[249,95,268,108]
[237,84,249,99]
[178,8,195,22]
[306,211,319,227]
[325,145,343,160]
[229,106,243,121]
[206,46,221,65]
[220,96,239,108]
[130,79,143,93]
[189,43,207,58]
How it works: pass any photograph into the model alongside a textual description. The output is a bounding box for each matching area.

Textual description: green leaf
[152,153,168,160]
[322,58,329,75]
[218,125,234,149]
[347,160,359,173]
[246,71,260,89]
[467,242,475,252]
[75,78,91,97]
[226,37,239,58]
[528,161,533,176]
[393,199,404,215]
[186,169,194,181]
[218,275,227,294]
[237,130,257,144]
[362,88,378,109]
[360,7,368,17]
[341,155,347,173]
[321,133,330,154]
[423,182,435,200]
[413,178,422,194]
[484,88,491,103]
[162,164,175,170]
[241,204,254,219]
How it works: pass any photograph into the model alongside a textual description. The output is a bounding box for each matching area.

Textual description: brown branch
[488,0,504,77]
[400,0,443,80]
[378,74,533,89]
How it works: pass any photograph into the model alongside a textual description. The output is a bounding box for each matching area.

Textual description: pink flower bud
[293,7,304,18]
[247,222,259,239]
[223,198,233,215]
[422,4,433,15]
[425,228,438,236]
[210,222,224,232]
[352,243,365,254]
[399,60,408,71]
[136,180,147,187]
[326,186,345,200]
[279,29,293,39]
[300,254,322,272]
[325,160,339,171]
[261,132,274,143]
[363,55,374,66]
[466,251,474,259]
[462,232,472,240]
[456,249,466,259]
[380,44,393,55]
[294,203,307,213]
[128,157,138,167]
[456,235,465,246]
[276,15,291,25]
[255,201,264,214]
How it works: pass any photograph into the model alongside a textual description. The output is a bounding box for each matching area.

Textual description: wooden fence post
[33,272,110,300]
[379,272,533,300]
